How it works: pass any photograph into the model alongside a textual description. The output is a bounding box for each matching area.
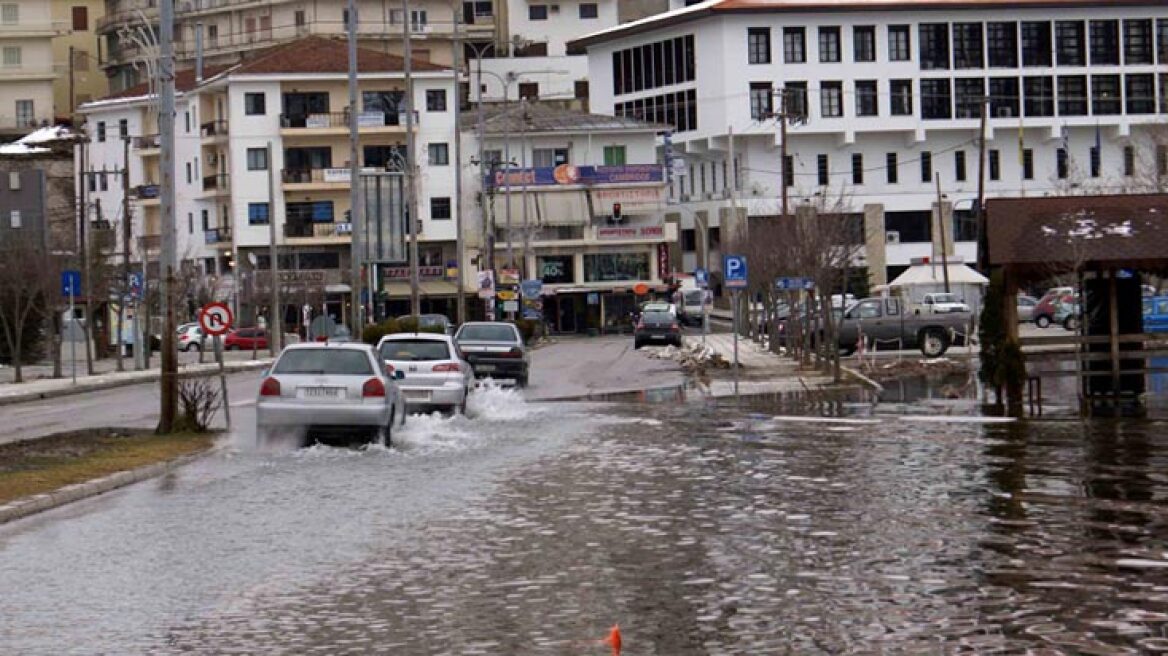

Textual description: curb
[0,447,214,525]
[0,360,272,407]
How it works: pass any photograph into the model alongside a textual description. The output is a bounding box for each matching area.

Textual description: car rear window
[380,339,451,361]
[684,291,703,304]
[458,325,518,342]
[642,311,673,323]
[273,349,374,375]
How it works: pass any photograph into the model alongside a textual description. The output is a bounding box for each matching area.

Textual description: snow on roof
[17,125,78,144]
[0,143,50,155]
[889,263,989,287]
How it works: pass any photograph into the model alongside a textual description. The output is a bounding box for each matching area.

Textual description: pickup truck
[835,296,972,357]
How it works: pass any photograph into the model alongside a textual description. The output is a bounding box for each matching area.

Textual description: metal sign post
[695,267,709,346]
[723,256,748,400]
[732,290,739,398]
[199,302,234,429]
[215,334,229,429]
[61,270,81,385]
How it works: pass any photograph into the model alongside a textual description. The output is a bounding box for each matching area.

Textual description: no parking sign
[198,302,234,336]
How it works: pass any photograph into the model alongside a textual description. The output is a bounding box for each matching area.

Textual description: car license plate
[651,335,666,340]
[300,387,344,399]
[404,390,430,401]
[477,364,496,372]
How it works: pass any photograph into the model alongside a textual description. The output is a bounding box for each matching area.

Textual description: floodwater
[2,384,1168,653]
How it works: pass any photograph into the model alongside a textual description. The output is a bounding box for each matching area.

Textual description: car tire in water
[919,329,950,358]
[1064,316,1080,331]
[1035,315,1052,329]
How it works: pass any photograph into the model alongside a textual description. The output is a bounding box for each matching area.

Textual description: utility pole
[403,0,421,317]
[118,135,131,372]
[475,47,494,320]
[452,11,466,324]
[503,78,513,270]
[934,172,951,294]
[267,140,281,354]
[68,46,75,126]
[78,141,95,376]
[520,97,530,279]
[347,0,363,332]
[158,0,178,433]
[976,97,989,272]
[777,87,789,222]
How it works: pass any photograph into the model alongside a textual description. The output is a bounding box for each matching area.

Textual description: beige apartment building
[51,0,107,122]
[98,0,504,93]
[0,0,66,137]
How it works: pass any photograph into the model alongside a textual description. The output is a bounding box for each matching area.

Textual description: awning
[325,284,351,294]
[384,281,459,297]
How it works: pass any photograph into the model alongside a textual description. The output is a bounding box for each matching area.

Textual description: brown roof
[103,65,232,101]
[231,36,447,75]
[986,194,1168,272]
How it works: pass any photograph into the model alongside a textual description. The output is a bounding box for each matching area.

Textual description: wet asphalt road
[4,382,1168,653]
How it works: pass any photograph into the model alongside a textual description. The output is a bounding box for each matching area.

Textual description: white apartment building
[0,0,67,136]
[574,0,1168,288]
[465,102,673,332]
[80,36,459,328]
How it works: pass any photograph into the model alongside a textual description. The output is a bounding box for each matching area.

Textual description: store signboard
[487,164,664,188]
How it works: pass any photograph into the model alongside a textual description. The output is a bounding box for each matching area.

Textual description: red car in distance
[224,327,268,350]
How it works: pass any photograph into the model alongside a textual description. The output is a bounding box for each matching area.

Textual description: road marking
[230,399,257,408]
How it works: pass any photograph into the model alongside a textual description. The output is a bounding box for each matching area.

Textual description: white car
[377,333,475,413]
[177,324,206,352]
[256,342,406,446]
[921,292,971,314]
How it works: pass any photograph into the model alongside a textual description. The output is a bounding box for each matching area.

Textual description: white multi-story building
[80,36,459,327]
[574,0,1168,287]
[0,0,68,136]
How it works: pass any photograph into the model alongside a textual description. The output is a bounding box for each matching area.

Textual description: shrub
[395,316,445,335]
[175,375,222,433]
[362,319,401,345]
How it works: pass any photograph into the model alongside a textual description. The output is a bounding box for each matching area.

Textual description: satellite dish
[247,252,258,266]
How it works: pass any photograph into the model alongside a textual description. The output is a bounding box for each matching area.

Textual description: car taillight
[670,323,680,332]
[259,377,281,396]
[636,321,645,330]
[362,378,386,397]
[498,347,523,358]
[432,363,461,372]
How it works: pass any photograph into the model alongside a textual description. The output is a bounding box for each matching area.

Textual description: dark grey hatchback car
[633,310,682,349]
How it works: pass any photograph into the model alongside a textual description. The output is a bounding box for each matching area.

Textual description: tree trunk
[51,311,63,379]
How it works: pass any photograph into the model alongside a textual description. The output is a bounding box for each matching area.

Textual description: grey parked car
[835,296,972,357]
[634,310,682,348]
[377,333,474,413]
[256,342,406,446]
[454,322,529,387]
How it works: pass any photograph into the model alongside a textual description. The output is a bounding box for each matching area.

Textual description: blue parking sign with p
[61,270,81,298]
[694,267,708,289]
[724,255,748,289]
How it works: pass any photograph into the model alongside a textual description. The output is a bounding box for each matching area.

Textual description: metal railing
[203,226,232,244]
[202,173,229,192]
[200,119,228,137]
[279,111,415,130]
[133,134,161,149]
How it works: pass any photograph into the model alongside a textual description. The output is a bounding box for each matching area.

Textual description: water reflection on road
[3,387,1168,653]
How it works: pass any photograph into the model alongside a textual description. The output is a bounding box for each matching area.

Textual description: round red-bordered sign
[198,301,234,336]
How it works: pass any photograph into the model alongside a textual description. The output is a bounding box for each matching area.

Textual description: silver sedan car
[256,342,406,446]
[377,333,474,413]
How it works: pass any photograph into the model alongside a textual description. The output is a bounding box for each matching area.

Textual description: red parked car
[224,327,268,350]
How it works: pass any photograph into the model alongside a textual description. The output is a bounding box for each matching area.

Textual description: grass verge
[0,430,214,507]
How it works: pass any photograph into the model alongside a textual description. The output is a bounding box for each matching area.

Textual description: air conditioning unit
[886,230,900,244]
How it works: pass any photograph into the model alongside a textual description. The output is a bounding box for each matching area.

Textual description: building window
[575,80,589,99]
[1022,149,1034,180]
[72,6,88,30]
[785,81,808,118]
[818,26,841,63]
[1024,76,1054,117]
[1090,146,1101,177]
[1057,75,1088,116]
[920,24,950,70]
[1021,21,1053,66]
[99,173,107,191]
[987,22,1018,67]
[954,150,967,182]
[821,81,843,117]
[579,3,598,19]
[891,79,913,116]
[749,82,772,120]
[1056,21,1085,66]
[920,151,933,183]
[528,5,547,20]
[853,25,876,62]
[1124,145,1135,176]
[989,150,1000,181]
[518,82,538,100]
[185,162,192,184]
[889,25,911,61]
[920,79,952,119]
[1159,19,1168,64]
[855,80,877,116]
[989,77,1020,118]
[583,253,649,283]
[247,147,268,170]
[603,145,626,165]
[248,203,270,225]
[428,143,449,165]
[201,209,210,230]
[426,89,447,111]
[613,35,695,96]
[532,148,568,167]
[96,121,106,142]
[188,212,193,234]
[9,210,20,229]
[1056,148,1069,179]
[430,197,452,219]
[0,47,17,68]
[1162,73,1168,113]
[118,118,128,137]
[817,154,829,186]
[0,4,17,23]
[244,92,265,115]
[851,153,863,185]
[952,23,984,69]
[783,154,794,187]
[955,78,986,118]
[748,27,771,64]
[1089,19,1119,65]
[782,27,805,63]
[886,153,898,183]
[1091,74,1121,115]
[1125,19,1154,64]
[1126,74,1155,114]
[8,171,19,190]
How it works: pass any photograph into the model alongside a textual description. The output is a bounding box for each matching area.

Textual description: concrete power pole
[158,0,178,433]
[118,135,131,372]
[267,141,281,354]
[403,0,421,317]
[452,11,466,324]
[347,0,363,332]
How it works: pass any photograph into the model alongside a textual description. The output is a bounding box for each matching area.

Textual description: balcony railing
[133,134,161,150]
[280,111,415,130]
[200,119,228,137]
[284,222,351,239]
[282,168,370,184]
[202,173,229,192]
[203,226,232,244]
[284,223,315,238]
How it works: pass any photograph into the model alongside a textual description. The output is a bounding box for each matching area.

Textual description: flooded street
[3,383,1168,653]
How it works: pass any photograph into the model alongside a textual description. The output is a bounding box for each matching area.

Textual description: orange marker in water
[603,624,622,654]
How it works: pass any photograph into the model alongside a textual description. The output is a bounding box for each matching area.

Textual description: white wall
[474,55,588,103]
[506,0,616,57]
[226,80,283,250]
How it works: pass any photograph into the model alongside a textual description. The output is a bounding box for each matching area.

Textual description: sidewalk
[0,350,274,406]
[690,332,849,397]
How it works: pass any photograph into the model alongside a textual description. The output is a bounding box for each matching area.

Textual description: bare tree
[0,231,58,382]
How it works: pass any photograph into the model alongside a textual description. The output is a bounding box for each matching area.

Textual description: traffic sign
[775,276,816,291]
[520,279,543,298]
[694,267,709,289]
[61,270,81,298]
[723,255,748,289]
[128,272,143,300]
[198,301,234,336]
